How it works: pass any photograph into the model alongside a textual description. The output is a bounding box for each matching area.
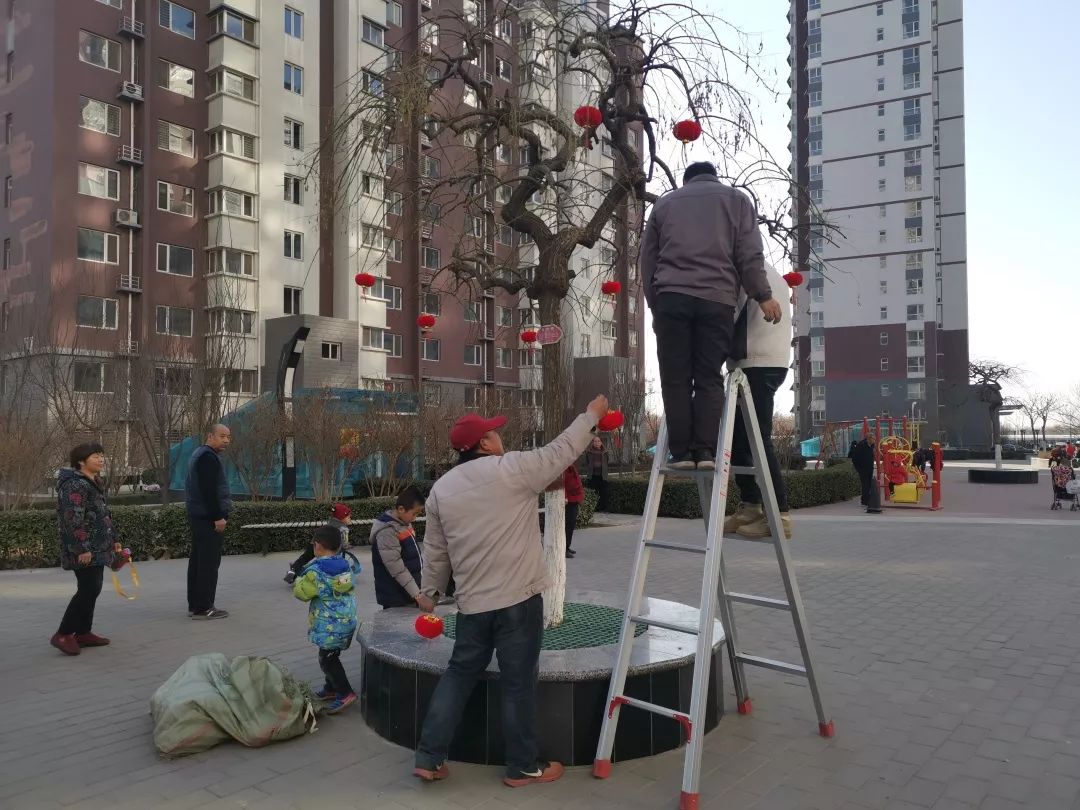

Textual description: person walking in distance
[185,424,233,620]
[412,395,610,788]
[584,436,608,510]
[640,161,781,470]
[723,263,794,539]
[562,465,584,558]
[850,435,878,513]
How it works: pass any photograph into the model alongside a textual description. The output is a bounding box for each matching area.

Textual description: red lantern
[520,329,538,344]
[354,272,377,288]
[415,613,444,639]
[417,313,436,331]
[601,280,622,296]
[598,411,625,432]
[783,271,805,288]
[573,105,603,129]
[672,119,702,144]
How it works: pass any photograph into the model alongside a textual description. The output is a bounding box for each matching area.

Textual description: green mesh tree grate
[442,602,647,651]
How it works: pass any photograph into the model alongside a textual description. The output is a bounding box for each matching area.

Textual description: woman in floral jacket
[51,443,118,656]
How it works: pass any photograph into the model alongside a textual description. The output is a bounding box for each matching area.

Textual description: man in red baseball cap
[413,393,609,788]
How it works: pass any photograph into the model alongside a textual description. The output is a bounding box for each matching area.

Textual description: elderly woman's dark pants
[58,566,104,635]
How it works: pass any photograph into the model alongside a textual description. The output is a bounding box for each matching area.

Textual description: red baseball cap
[449,413,508,451]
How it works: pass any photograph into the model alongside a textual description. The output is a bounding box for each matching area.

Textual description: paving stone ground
[3,484,1080,809]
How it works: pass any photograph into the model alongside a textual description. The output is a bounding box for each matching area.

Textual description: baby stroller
[1050,463,1079,511]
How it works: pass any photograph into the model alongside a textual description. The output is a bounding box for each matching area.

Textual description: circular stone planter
[357,589,726,767]
[967,469,1040,484]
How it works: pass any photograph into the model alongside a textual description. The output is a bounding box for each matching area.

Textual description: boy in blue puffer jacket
[292,526,362,713]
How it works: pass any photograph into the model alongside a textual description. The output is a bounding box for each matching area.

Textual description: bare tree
[228,395,285,500]
[772,414,798,470]
[0,352,62,510]
[292,389,370,502]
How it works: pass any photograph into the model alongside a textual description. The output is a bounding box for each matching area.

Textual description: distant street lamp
[276,326,310,500]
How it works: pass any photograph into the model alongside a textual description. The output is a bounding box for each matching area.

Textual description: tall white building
[789,0,969,443]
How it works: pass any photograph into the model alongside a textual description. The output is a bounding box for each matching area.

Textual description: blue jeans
[415,595,544,776]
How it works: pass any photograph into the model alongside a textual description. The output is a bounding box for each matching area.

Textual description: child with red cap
[283,502,353,585]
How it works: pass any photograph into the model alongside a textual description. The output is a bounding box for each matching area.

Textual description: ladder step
[659,466,714,478]
[611,696,690,723]
[644,540,707,555]
[735,653,807,676]
[629,615,699,635]
[725,592,791,610]
[730,465,756,476]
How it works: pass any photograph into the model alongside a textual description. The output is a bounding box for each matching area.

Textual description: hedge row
[603,464,861,520]
[0,488,599,571]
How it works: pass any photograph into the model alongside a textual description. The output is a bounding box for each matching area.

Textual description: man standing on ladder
[641,161,782,471]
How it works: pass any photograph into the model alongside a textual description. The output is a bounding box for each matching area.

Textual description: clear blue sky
[645,0,1080,411]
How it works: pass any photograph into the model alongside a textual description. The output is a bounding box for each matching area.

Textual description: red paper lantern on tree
[520,329,539,344]
[417,313,437,331]
[783,271,805,288]
[672,119,703,144]
[354,272,377,288]
[415,613,444,639]
[601,280,622,296]
[598,410,625,432]
[573,105,603,128]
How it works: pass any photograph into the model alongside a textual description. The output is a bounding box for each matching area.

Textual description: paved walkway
[3,495,1080,809]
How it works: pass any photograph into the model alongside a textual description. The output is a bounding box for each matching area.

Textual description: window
[880,385,892,398]
[209,68,256,100]
[211,8,256,43]
[876,27,884,42]
[811,335,824,352]
[808,0,820,8]
[284,286,302,314]
[807,19,820,35]
[222,370,257,395]
[157,59,195,97]
[209,309,253,334]
[208,188,256,218]
[878,154,886,168]
[384,189,402,213]
[157,243,194,276]
[422,156,440,179]
[810,286,824,303]
[77,228,119,264]
[156,180,194,216]
[602,320,617,339]
[879,205,887,218]
[160,1,195,38]
[154,367,193,396]
[518,349,541,367]
[462,87,478,108]
[158,120,195,157]
[809,40,821,58]
[387,238,403,262]
[907,304,924,321]
[463,301,481,322]
[600,173,614,193]
[78,31,120,71]
[808,90,821,107]
[361,223,383,247]
[879,230,887,244]
[362,70,384,96]
[422,291,442,315]
[363,19,386,46]
[3,52,8,84]
[904,123,921,141]
[908,381,926,400]
[318,342,341,360]
[903,20,919,39]
[3,113,11,145]
[880,332,889,345]
[78,163,119,200]
[2,238,10,270]
[809,137,821,156]
[422,247,440,270]
[810,311,825,328]
[907,330,925,348]
[76,296,118,329]
[422,21,439,48]
[361,327,386,351]
[876,2,884,15]
[284,62,303,94]
[903,71,920,90]
[73,362,112,393]
[877,77,885,92]
[880,280,888,294]
[386,1,402,26]
[284,230,304,259]
[499,19,513,40]
[97,0,123,6]
[878,179,887,192]
[811,361,825,377]
[496,58,512,81]
[464,345,482,365]
[879,256,888,269]
[1,175,9,208]
[809,164,822,183]
[903,46,919,66]
[906,227,923,244]
[210,249,255,277]
[878,104,886,117]
[906,253,924,271]
[880,306,888,320]
[907,278,924,295]
[907,355,926,374]
[385,333,403,357]
[496,224,513,246]
[496,348,513,368]
[878,129,886,142]
[421,339,440,361]
[811,384,826,400]
[811,409,826,426]
[876,52,885,67]
[284,118,303,148]
[155,305,193,337]
[880,358,890,371]
[284,6,303,38]
[381,283,402,310]
[284,174,303,205]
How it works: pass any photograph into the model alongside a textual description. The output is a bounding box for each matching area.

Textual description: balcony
[115,209,140,229]
[420,132,432,149]
[117,145,143,165]
[421,223,433,240]
[482,288,495,299]
[118,81,144,103]
[119,17,145,38]
[481,327,495,341]
[117,339,139,357]
[480,71,493,87]
[117,274,142,293]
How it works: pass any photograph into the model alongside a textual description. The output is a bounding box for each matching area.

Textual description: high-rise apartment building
[788,0,968,443]
[0,0,644,469]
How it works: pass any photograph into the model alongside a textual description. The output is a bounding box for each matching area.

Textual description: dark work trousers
[565,502,581,551]
[652,293,736,460]
[588,474,608,511]
[187,519,223,614]
[318,648,354,695]
[58,565,105,635]
[731,368,790,512]
[858,469,876,506]
[416,594,544,778]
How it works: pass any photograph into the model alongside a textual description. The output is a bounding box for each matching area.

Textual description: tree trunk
[538,288,568,628]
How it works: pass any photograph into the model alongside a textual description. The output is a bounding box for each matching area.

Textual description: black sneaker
[284,571,297,585]
[192,608,229,620]
[565,549,576,558]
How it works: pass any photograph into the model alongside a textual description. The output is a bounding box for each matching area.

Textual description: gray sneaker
[192,607,229,620]
[697,459,716,471]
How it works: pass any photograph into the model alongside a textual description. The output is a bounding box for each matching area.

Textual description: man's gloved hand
[759,298,782,324]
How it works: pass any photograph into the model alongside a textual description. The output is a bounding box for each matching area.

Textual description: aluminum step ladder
[592,368,833,810]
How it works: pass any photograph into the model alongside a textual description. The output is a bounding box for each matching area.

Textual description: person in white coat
[723,263,794,539]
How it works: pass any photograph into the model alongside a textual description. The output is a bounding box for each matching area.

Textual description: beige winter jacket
[420,410,599,614]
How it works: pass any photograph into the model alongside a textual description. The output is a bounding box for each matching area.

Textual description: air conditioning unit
[119,81,144,102]
[420,41,432,55]
[115,209,140,228]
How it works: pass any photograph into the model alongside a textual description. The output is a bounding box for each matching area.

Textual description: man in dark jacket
[370,487,426,609]
[640,162,781,469]
[850,437,877,509]
[185,424,232,619]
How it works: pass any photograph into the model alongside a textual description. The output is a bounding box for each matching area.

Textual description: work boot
[736,513,793,540]
[50,633,81,656]
[723,503,762,534]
